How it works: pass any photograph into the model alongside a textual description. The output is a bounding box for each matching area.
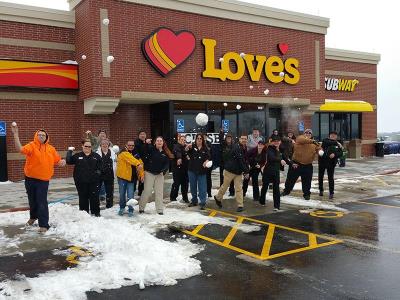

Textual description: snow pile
[0,181,13,185]
[0,203,259,299]
[281,196,347,212]
[0,229,21,255]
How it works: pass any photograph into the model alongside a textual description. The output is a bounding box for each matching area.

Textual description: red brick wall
[75,0,326,104]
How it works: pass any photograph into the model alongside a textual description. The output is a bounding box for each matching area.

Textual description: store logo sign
[202,38,300,84]
[325,77,359,92]
[142,27,196,76]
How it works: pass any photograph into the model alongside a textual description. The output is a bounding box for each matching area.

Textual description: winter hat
[271,135,281,142]
[304,129,313,134]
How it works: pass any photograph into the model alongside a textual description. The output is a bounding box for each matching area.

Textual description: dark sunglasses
[304,132,312,134]
[83,145,92,148]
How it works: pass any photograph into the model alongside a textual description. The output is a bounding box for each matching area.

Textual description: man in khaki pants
[214,135,249,212]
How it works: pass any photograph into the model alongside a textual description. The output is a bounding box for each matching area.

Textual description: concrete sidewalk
[1,155,399,213]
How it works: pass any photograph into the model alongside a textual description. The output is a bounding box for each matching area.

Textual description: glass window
[351,113,360,139]
[320,113,329,139]
[238,103,266,139]
[312,113,320,140]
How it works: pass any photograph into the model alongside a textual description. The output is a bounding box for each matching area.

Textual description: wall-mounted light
[257,106,264,110]
[223,102,228,107]
[102,18,110,26]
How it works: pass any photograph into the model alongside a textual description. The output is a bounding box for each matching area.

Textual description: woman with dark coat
[170,134,189,202]
[139,137,173,215]
[96,138,116,208]
[66,139,102,216]
[186,134,211,210]
[244,141,267,201]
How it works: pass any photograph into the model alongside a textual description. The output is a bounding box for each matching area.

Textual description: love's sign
[142,27,196,76]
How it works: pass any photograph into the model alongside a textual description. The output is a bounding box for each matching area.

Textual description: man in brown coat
[281,129,320,200]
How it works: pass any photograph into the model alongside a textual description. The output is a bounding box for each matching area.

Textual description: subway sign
[325,77,359,92]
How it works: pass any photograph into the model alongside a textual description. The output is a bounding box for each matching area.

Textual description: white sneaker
[273,208,280,212]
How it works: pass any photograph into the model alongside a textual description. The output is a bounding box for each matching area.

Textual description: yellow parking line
[357,201,400,209]
[260,225,275,258]
[223,217,244,245]
[191,210,218,235]
[309,234,317,247]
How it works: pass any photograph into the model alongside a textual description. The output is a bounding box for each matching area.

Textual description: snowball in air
[264,89,270,96]
[205,161,213,168]
[240,52,246,58]
[219,58,224,63]
[195,113,209,126]
[249,85,254,89]
[68,146,75,151]
[139,280,145,290]
[236,104,241,110]
[112,145,120,154]
[126,198,138,206]
[318,150,324,157]
[11,122,17,127]
[102,18,110,25]
[107,55,114,63]
[81,55,87,60]
[279,71,285,77]
[223,102,228,107]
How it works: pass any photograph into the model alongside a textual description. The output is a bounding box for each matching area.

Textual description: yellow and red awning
[320,99,374,112]
[0,60,78,89]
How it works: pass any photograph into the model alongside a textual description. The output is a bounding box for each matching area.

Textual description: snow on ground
[281,196,347,212]
[0,202,259,300]
[0,181,13,185]
[0,229,21,255]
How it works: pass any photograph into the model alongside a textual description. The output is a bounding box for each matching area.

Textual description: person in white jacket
[96,139,117,208]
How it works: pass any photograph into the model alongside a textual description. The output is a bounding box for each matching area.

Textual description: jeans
[188,171,207,206]
[99,182,106,198]
[118,178,136,211]
[25,177,50,229]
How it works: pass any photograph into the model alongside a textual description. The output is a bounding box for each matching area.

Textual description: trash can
[375,142,385,157]
[348,139,362,159]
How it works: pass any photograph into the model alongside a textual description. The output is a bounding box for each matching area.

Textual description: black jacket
[187,144,210,175]
[134,138,146,161]
[248,146,267,169]
[143,144,170,175]
[66,151,102,183]
[319,138,343,165]
[264,145,282,174]
[223,143,249,175]
[98,149,114,180]
[172,143,188,172]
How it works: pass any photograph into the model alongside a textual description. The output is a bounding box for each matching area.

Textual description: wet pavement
[1,156,400,299]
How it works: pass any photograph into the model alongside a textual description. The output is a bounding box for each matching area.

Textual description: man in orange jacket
[11,124,66,232]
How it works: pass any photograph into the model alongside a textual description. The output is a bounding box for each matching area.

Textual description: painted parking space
[183,209,342,260]
[356,195,400,209]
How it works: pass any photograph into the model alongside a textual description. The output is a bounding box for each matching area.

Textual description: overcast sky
[3,0,399,133]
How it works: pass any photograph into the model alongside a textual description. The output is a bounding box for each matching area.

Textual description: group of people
[11,121,343,233]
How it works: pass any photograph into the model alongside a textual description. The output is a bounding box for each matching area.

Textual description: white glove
[318,150,324,157]
[205,160,213,168]
[68,146,75,151]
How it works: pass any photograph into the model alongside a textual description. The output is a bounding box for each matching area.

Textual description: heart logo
[278,43,289,55]
[142,27,196,76]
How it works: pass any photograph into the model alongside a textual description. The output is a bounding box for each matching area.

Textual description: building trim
[0,1,74,29]
[325,48,380,65]
[0,37,75,51]
[325,70,377,79]
[84,97,120,114]
[120,91,310,106]
[315,40,320,90]
[0,92,77,102]
[100,9,111,78]
[69,0,329,34]
[361,139,377,145]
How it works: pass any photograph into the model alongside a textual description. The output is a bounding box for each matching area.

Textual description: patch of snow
[281,196,347,212]
[0,181,13,185]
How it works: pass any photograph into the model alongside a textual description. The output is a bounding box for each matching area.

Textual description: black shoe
[200,205,206,210]
[158,212,164,215]
[139,210,144,214]
[228,193,235,197]
[188,202,198,207]
[170,198,177,202]
[214,196,222,208]
[319,191,323,196]
[208,194,212,198]
[236,207,244,212]
[182,198,189,203]
[304,195,310,200]
[280,191,289,197]
[329,193,334,200]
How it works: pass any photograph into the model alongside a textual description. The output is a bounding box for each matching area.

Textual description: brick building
[0,0,380,181]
